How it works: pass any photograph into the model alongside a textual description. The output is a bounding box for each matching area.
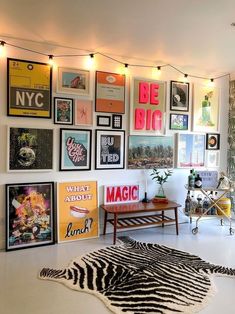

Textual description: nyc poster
[57,181,99,242]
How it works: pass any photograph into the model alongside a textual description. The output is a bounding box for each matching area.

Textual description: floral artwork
[54,97,73,125]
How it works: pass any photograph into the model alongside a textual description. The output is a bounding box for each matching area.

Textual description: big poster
[57,181,98,242]
[130,77,166,135]
[7,58,52,118]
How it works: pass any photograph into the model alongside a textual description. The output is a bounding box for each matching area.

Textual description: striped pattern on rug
[39,237,235,313]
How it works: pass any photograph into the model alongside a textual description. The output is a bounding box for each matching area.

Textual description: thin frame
[169,113,188,130]
[7,58,52,118]
[95,70,125,113]
[97,115,111,127]
[206,133,220,150]
[206,151,220,168]
[57,67,90,96]
[7,126,54,172]
[54,97,73,125]
[74,99,93,126]
[60,128,92,171]
[6,182,55,251]
[112,114,123,129]
[170,81,189,112]
[95,129,125,170]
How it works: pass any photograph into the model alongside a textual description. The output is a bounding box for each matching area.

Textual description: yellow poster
[8,58,52,118]
[57,181,99,242]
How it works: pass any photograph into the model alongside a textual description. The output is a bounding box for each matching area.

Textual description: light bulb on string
[0,41,6,57]
[182,73,188,82]
[48,55,54,67]
[124,63,129,75]
[86,53,95,69]
[152,66,161,78]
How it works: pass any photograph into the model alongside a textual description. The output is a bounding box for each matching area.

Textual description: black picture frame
[59,128,92,171]
[95,129,125,170]
[170,81,189,112]
[54,97,73,125]
[169,113,188,130]
[7,58,52,119]
[6,182,55,251]
[112,114,122,129]
[97,115,111,127]
[206,133,220,150]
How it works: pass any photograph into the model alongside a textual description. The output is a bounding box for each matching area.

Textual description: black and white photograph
[170,81,189,111]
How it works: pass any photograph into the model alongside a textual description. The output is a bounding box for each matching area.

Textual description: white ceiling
[1,0,235,77]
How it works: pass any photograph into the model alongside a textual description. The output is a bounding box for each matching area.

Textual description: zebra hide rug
[39,236,235,314]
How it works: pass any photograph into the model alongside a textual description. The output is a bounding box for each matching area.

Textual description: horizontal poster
[7,58,52,118]
[57,181,98,242]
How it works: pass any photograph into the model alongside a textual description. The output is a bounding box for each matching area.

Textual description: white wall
[0,42,229,250]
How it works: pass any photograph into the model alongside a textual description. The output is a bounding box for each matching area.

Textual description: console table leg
[113,214,117,245]
[162,210,164,227]
[103,211,107,235]
[174,207,179,235]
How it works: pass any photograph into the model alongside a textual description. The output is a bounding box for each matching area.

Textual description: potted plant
[150,168,173,203]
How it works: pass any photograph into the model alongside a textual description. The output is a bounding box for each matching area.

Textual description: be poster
[57,181,99,243]
[130,77,166,135]
[7,58,52,118]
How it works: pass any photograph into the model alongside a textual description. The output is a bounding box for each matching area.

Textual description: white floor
[1,218,235,314]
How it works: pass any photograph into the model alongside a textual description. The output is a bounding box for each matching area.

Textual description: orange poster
[57,181,99,242]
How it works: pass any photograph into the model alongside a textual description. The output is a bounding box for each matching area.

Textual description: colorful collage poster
[57,181,98,242]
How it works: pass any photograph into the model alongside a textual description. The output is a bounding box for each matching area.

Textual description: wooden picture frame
[7,126,53,172]
[57,67,90,96]
[95,71,125,113]
[206,133,220,150]
[97,115,111,127]
[170,81,189,112]
[169,113,188,130]
[95,129,125,170]
[54,97,73,125]
[60,128,92,171]
[7,58,52,118]
[6,182,55,251]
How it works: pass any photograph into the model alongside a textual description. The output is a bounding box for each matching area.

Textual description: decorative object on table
[7,58,52,118]
[193,84,219,132]
[57,67,90,96]
[130,77,166,135]
[150,168,173,203]
[128,135,173,169]
[104,185,139,204]
[60,128,92,171]
[54,97,73,125]
[6,182,55,251]
[217,172,233,189]
[8,127,53,172]
[169,113,188,130]
[57,181,98,243]
[95,129,125,170]
[74,99,93,126]
[112,114,122,129]
[170,80,189,112]
[206,133,220,150]
[96,115,111,127]
[176,133,206,168]
[39,236,235,314]
[194,173,202,188]
[95,71,125,113]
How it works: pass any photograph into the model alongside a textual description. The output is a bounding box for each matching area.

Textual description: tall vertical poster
[57,181,99,242]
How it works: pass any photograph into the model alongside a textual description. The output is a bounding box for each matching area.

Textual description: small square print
[112,114,122,129]
[206,133,220,150]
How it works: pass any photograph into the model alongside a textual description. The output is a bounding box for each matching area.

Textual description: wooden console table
[100,201,181,244]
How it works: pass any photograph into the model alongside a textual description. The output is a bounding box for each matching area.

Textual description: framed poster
[95,71,125,113]
[54,97,73,125]
[128,135,174,169]
[57,67,90,96]
[104,185,140,204]
[169,113,188,130]
[57,181,99,243]
[8,127,53,172]
[7,58,52,118]
[74,99,93,126]
[60,128,92,171]
[112,114,122,129]
[95,129,125,170]
[177,133,205,168]
[193,84,219,132]
[206,151,220,168]
[206,133,220,150]
[130,77,166,135]
[6,182,55,251]
[170,81,189,111]
[97,115,111,127]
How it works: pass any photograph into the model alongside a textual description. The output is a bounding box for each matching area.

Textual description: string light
[0,39,229,82]
[0,41,6,56]
[86,53,95,69]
